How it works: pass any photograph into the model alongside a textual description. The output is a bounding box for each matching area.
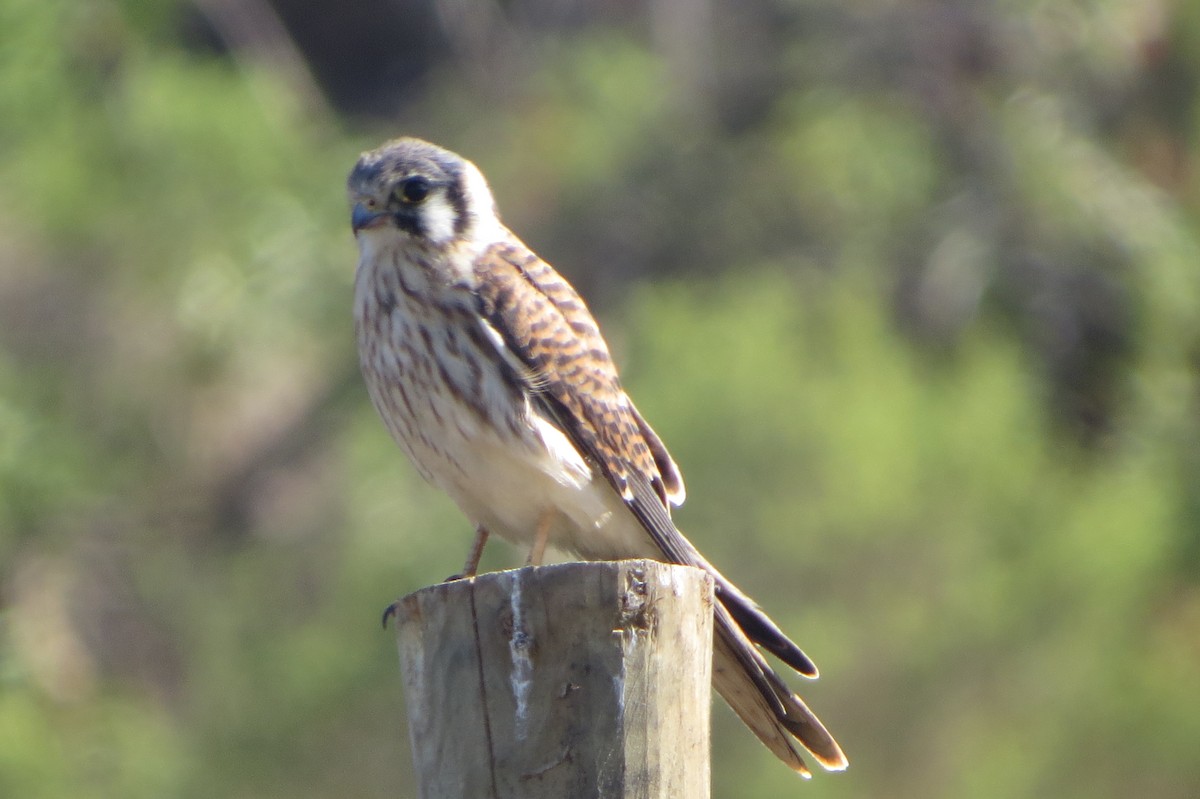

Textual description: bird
[348,137,847,777]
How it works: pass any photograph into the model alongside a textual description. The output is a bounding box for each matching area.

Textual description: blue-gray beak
[351,202,389,232]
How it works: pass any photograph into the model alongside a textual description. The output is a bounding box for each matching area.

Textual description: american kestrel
[349,137,847,776]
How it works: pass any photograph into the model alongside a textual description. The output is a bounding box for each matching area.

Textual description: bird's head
[347,138,501,250]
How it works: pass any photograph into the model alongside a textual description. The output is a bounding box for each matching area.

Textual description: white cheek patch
[421,194,457,245]
[460,162,505,246]
[421,192,458,245]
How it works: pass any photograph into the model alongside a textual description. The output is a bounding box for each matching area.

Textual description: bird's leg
[526,509,554,567]
[387,527,489,626]
[444,525,490,582]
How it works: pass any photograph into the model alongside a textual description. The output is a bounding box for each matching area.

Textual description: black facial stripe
[445,178,468,235]
[393,205,423,237]
[424,151,468,235]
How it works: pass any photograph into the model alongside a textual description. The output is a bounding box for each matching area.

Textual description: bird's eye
[396,177,430,204]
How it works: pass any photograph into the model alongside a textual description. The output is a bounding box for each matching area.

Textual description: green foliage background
[2,1,1199,796]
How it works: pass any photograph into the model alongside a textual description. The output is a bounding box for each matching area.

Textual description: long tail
[712,599,846,775]
[621,475,848,775]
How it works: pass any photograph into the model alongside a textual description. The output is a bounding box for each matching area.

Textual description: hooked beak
[351,202,389,232]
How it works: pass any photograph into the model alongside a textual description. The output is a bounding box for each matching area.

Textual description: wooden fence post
[391,559,714,799]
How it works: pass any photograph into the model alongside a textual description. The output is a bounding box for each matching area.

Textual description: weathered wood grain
[392,560,714,799]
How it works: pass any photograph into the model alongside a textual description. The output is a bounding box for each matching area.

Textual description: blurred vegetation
[1,0,1198,797]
